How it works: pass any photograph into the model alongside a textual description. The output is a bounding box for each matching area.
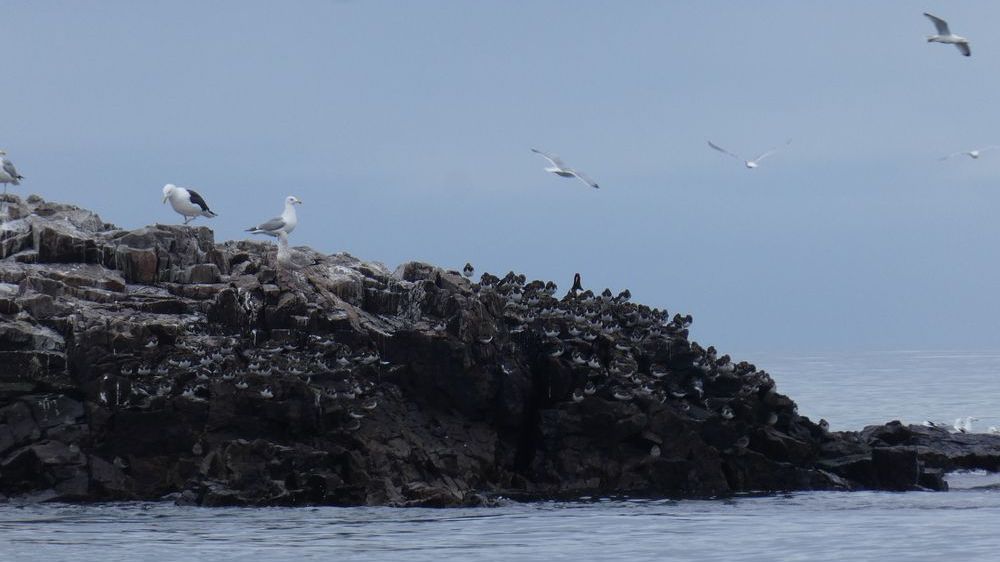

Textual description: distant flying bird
[247,195,302,236]
[924,13,970,57]
[161,184,217,224]
[531,148,600,189]
[0,150,23,200]
[707,139,791,169]
[939,146,1000,161]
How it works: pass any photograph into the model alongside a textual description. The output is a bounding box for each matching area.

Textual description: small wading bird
[707,139,791,169]
[924,12,971,57]
[161,184,217,224]
[531,148,600,189]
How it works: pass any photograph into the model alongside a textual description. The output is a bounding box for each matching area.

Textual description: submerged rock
[1,194,995,506]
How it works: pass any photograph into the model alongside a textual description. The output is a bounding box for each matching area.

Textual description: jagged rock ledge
[2,194,999,506]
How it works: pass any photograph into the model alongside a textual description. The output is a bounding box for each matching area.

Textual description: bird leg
[0,184,8,223]
[183,216,193,225]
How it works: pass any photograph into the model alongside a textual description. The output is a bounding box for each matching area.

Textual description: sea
[2,350,1000,561]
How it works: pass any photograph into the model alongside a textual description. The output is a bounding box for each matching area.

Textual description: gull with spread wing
[707,139,791,169]
[531,148,600,189]
[924,13,971,57]
[939,146,1000,161]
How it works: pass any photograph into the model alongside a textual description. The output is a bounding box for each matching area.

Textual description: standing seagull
[162,184,217,224]
[707,139,790,169]
[939,146,999,161]
[246,195,302,236]
[0,150,23,202]
[531,148,600,189]
[924,13,971,57]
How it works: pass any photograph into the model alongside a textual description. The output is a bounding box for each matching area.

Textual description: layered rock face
[1,195,993,506]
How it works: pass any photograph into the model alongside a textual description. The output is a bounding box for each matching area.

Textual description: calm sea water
[3,351,1000,561]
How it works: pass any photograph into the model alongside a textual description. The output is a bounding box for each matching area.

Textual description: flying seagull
[939,146,999,161]
[247,195,302,236]
[162,184,217,224]
[707,139,791,169]
[924,13,970,57]
[531,148,600,189]
[0,150,23,201]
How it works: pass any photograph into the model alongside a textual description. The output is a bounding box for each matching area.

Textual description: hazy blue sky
[4,1,1000,354]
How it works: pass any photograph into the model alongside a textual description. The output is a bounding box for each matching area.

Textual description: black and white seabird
[162,184,218,225]
[570,273,583,295]
[463,262,474,278]
[247,195,302,236]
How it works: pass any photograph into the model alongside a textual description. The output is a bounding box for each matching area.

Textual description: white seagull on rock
[707,139,790,169]
[924,13,970,57]
[531,148,599,189]
[247,195,302,236]
[939,146,999,161]
[0,150,23,199]
[162,184,217,224]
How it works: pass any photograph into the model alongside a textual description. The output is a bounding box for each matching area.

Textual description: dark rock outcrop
[2,194,998,506]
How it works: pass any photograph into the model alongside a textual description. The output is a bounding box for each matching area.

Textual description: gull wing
[531,148,567,169]
[955,42,971,57]
[753,139,792,163]
[924,12,951,36]
[186,189,212,213]
[707,140,741,160]
[570,170,600,189]
[2,159,21,183]
[938,151,965,161]
[250,216,286,232]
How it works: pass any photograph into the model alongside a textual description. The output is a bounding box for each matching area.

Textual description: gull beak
[162,196,168,203]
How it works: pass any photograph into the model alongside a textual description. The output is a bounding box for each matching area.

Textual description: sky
[3,1,1000,354]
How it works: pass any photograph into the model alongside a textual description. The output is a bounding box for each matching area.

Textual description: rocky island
[2,195,1000,506]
